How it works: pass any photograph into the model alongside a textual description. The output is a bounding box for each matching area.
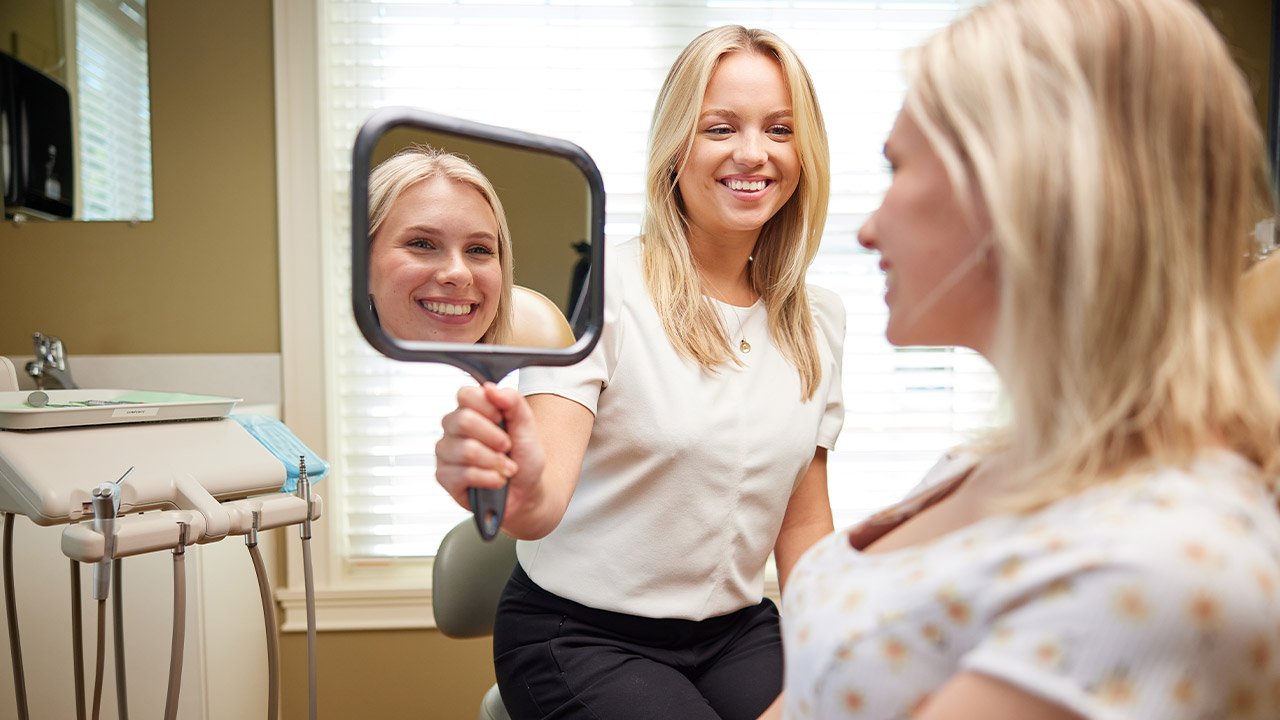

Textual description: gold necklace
[699,270,754,354]
[729,305,751,354]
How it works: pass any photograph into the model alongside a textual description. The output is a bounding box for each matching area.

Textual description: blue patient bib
[230,414,328,492]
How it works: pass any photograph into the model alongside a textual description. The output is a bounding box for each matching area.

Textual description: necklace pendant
[740,339,751,354]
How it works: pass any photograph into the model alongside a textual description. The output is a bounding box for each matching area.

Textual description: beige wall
[1198,0,1273,134]
[280,630,495,720]
[0,0,280,356]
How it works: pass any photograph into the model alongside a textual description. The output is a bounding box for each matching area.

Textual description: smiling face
[857,108,999,353]
[369,176,503,343]
[677,50,801,248]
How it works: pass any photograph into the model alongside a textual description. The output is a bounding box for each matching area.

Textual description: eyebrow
[402,225,499,243]
[700,108,794,122]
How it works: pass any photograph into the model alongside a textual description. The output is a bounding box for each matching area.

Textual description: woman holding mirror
[368,146,515,345]
[436,26,844,719]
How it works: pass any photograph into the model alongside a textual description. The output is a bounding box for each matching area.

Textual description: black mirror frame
[350,106,606,384]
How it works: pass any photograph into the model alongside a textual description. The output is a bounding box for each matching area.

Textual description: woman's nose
[857,211,879,251]
[436,251,471,286]
[734,131,768,167]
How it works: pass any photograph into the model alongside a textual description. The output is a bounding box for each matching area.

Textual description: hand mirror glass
[351,107,605,539]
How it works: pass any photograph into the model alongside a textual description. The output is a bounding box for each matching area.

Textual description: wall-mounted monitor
[0,50,73,220]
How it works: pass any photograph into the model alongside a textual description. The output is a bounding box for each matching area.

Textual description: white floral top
[781,450,1280,719]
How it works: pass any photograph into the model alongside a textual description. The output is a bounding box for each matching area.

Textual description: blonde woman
[436,26,844,719]
[773,0,1280,718]
[368,145,514,344]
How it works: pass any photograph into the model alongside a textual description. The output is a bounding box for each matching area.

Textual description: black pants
[493,564,783,720]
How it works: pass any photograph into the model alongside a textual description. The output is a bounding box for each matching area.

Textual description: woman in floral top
[767,0,1280,718]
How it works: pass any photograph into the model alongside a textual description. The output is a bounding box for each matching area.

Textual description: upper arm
[913,672,1082,720]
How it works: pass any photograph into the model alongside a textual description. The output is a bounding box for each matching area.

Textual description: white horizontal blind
[320,0,995,560]
[75,0,153,222]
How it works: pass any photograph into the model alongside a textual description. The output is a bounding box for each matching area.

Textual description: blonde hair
[368,145,515,345]
[642,26,831,399]
[907,0,1280,505]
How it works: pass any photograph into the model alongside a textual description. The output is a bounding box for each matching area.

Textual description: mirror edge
[350,106,606,383]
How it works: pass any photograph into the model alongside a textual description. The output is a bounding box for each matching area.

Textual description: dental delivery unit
[0,387,326,720]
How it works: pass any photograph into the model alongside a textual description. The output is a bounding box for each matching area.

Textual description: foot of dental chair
[480,682,510,720]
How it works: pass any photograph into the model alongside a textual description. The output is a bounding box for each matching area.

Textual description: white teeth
[725,179,767,191]
[421,301,474,316]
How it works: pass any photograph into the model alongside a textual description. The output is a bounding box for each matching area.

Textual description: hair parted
[368,145,515,345]
[906,0,1280,506]
[642,25,831,400]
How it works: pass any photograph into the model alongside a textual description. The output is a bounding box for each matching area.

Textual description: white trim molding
[278,586,435,632]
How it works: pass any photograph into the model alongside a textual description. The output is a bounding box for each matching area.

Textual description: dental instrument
[298,457,318,720]
[25,391,146,409]
[88,471,125,720]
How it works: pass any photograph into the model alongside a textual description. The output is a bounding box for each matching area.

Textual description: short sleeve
[517,238,632,414]
[958,511,1280,719]
[809,284,846,450]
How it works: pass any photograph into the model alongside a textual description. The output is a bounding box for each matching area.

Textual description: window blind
[75,0,152,222]
[319,0,996,561]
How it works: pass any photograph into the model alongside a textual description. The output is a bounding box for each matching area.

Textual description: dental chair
[433,518,517,720]
[510,285,576,348]
[433,285,574,720]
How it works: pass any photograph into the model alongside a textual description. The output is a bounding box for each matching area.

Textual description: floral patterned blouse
[780,450,1280,719]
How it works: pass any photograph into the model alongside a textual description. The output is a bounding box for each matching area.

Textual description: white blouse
[518,237,846,620]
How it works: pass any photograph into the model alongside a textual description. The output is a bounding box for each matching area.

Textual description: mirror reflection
[364,126,594,352]
[368,146,515,345]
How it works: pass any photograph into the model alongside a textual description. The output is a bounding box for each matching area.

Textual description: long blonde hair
[642,26,831,400]
[368,145,515,344]
[908,0,1280,505]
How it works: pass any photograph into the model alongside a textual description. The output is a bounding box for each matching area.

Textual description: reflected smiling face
[369,176,503,343]
[677,50,802,247]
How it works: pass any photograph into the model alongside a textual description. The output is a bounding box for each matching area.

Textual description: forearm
[773,448,834,593]
[497,468,574,540]
[499,392,593,540]
[774,513,833,593]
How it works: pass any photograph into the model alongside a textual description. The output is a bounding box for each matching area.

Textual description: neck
[688,234,757,306]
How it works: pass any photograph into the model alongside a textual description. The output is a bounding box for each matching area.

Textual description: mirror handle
[469,417,508,541]
[469,486,506,542]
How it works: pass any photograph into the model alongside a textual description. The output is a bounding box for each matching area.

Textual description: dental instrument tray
[0,389,239,430]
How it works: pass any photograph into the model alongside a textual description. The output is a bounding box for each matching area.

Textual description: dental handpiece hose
[298,457,318,720]
[163,523,188,720]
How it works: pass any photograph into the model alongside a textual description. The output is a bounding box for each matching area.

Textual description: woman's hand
[435,382,549,531]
